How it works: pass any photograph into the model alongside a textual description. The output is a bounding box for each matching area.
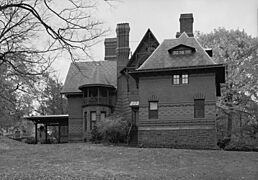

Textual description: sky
[52,0,258,82]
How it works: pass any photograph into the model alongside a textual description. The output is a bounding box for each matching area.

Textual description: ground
[0,136,258,180]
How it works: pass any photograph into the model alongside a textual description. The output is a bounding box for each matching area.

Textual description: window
[172,49,193,55]
[149,101,158,119]
[100,111,106,121]
[194,99,205,118]
[90,111,97,129]
[172,74,189,85]
[182,74,188,84]
[185,49,192,54]
[84,112,87,131]
[173,75,180,84]
[172,50,179,55]
[178,50,185,55]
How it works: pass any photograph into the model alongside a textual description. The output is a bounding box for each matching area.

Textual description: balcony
[80,85,116,107]
[83,97,115,107]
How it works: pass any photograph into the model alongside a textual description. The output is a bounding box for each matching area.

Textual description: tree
[196,28,258,140]
[37,73,67,115]
[0,0,108,91]
[0,0,111,127]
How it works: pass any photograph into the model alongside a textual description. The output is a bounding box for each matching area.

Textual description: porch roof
[24,115,69,126]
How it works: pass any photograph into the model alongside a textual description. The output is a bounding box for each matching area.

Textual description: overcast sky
[53,0,258,82]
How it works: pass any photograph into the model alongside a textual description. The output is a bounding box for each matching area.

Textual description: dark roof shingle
[138,32,216,70]
[61,61,116,94]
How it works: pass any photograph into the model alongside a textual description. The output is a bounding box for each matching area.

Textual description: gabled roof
[138,32,216,70]
[61,61,117,94]
[127,29,159,68]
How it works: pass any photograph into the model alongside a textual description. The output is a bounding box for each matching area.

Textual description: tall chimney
[176,13,194,38]
[114,23,131,119]
[116,23,130,75]
[104,38,117,61]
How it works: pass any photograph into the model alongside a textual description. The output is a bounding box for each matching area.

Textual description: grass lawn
[0,136,258,180]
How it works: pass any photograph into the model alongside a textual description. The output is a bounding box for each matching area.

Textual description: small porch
[24,115,69,144]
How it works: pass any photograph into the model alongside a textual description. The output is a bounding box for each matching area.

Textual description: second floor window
[173,75,180,84]
[172,74,189,85]
[182,74,188,84]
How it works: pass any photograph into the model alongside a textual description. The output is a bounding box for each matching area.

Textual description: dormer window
[168,44,195,55]
[172,49,192,55]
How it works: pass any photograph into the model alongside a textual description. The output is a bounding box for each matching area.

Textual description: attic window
[168,44,195,55]
[172,49,192,55]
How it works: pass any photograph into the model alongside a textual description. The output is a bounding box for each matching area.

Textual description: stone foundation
[138,128,217,149]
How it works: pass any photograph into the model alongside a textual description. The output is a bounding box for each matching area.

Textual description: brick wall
[67,95,83,142]
[138,73,218,149]
[138,128,217,149]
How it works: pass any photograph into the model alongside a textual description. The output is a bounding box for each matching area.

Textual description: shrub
[224,137,258,151]
[24,137,36,144]
[94,114,129,144]
[90,125,102,143]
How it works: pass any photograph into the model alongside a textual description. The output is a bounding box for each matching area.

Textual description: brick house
[61,13,226,149]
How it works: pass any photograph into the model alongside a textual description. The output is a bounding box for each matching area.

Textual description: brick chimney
[104,38,117,61]
[176,13,194,38]
[114,23,131,119]
[116,23,130,75]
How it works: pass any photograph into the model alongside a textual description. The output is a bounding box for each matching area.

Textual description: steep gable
[61,61,117,94]
[127,29,159,69]
[138,32,215,70]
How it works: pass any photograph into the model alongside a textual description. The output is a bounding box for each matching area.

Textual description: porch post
[35,122,38,144]
[58,123,61,143]
[87,88,89,104]
[45,123,48,144]
[97,87,100,104]
[107,89,109,105]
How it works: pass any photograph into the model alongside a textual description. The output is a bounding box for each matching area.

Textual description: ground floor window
[100,111,106,121]
[90,111,97,129]
[194,99,205,118]
[149,101,158,119]
[84,112,87,131]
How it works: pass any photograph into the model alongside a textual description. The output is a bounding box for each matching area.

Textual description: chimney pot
[104,38,117,61]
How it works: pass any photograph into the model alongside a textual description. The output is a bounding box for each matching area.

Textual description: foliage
[93,114,129,143]
[90,125,102,143]
[0,0,111,128]
[197,28,258,140]
[224,136,258,151]
[37,73,67,115]
[197,28,258,105]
